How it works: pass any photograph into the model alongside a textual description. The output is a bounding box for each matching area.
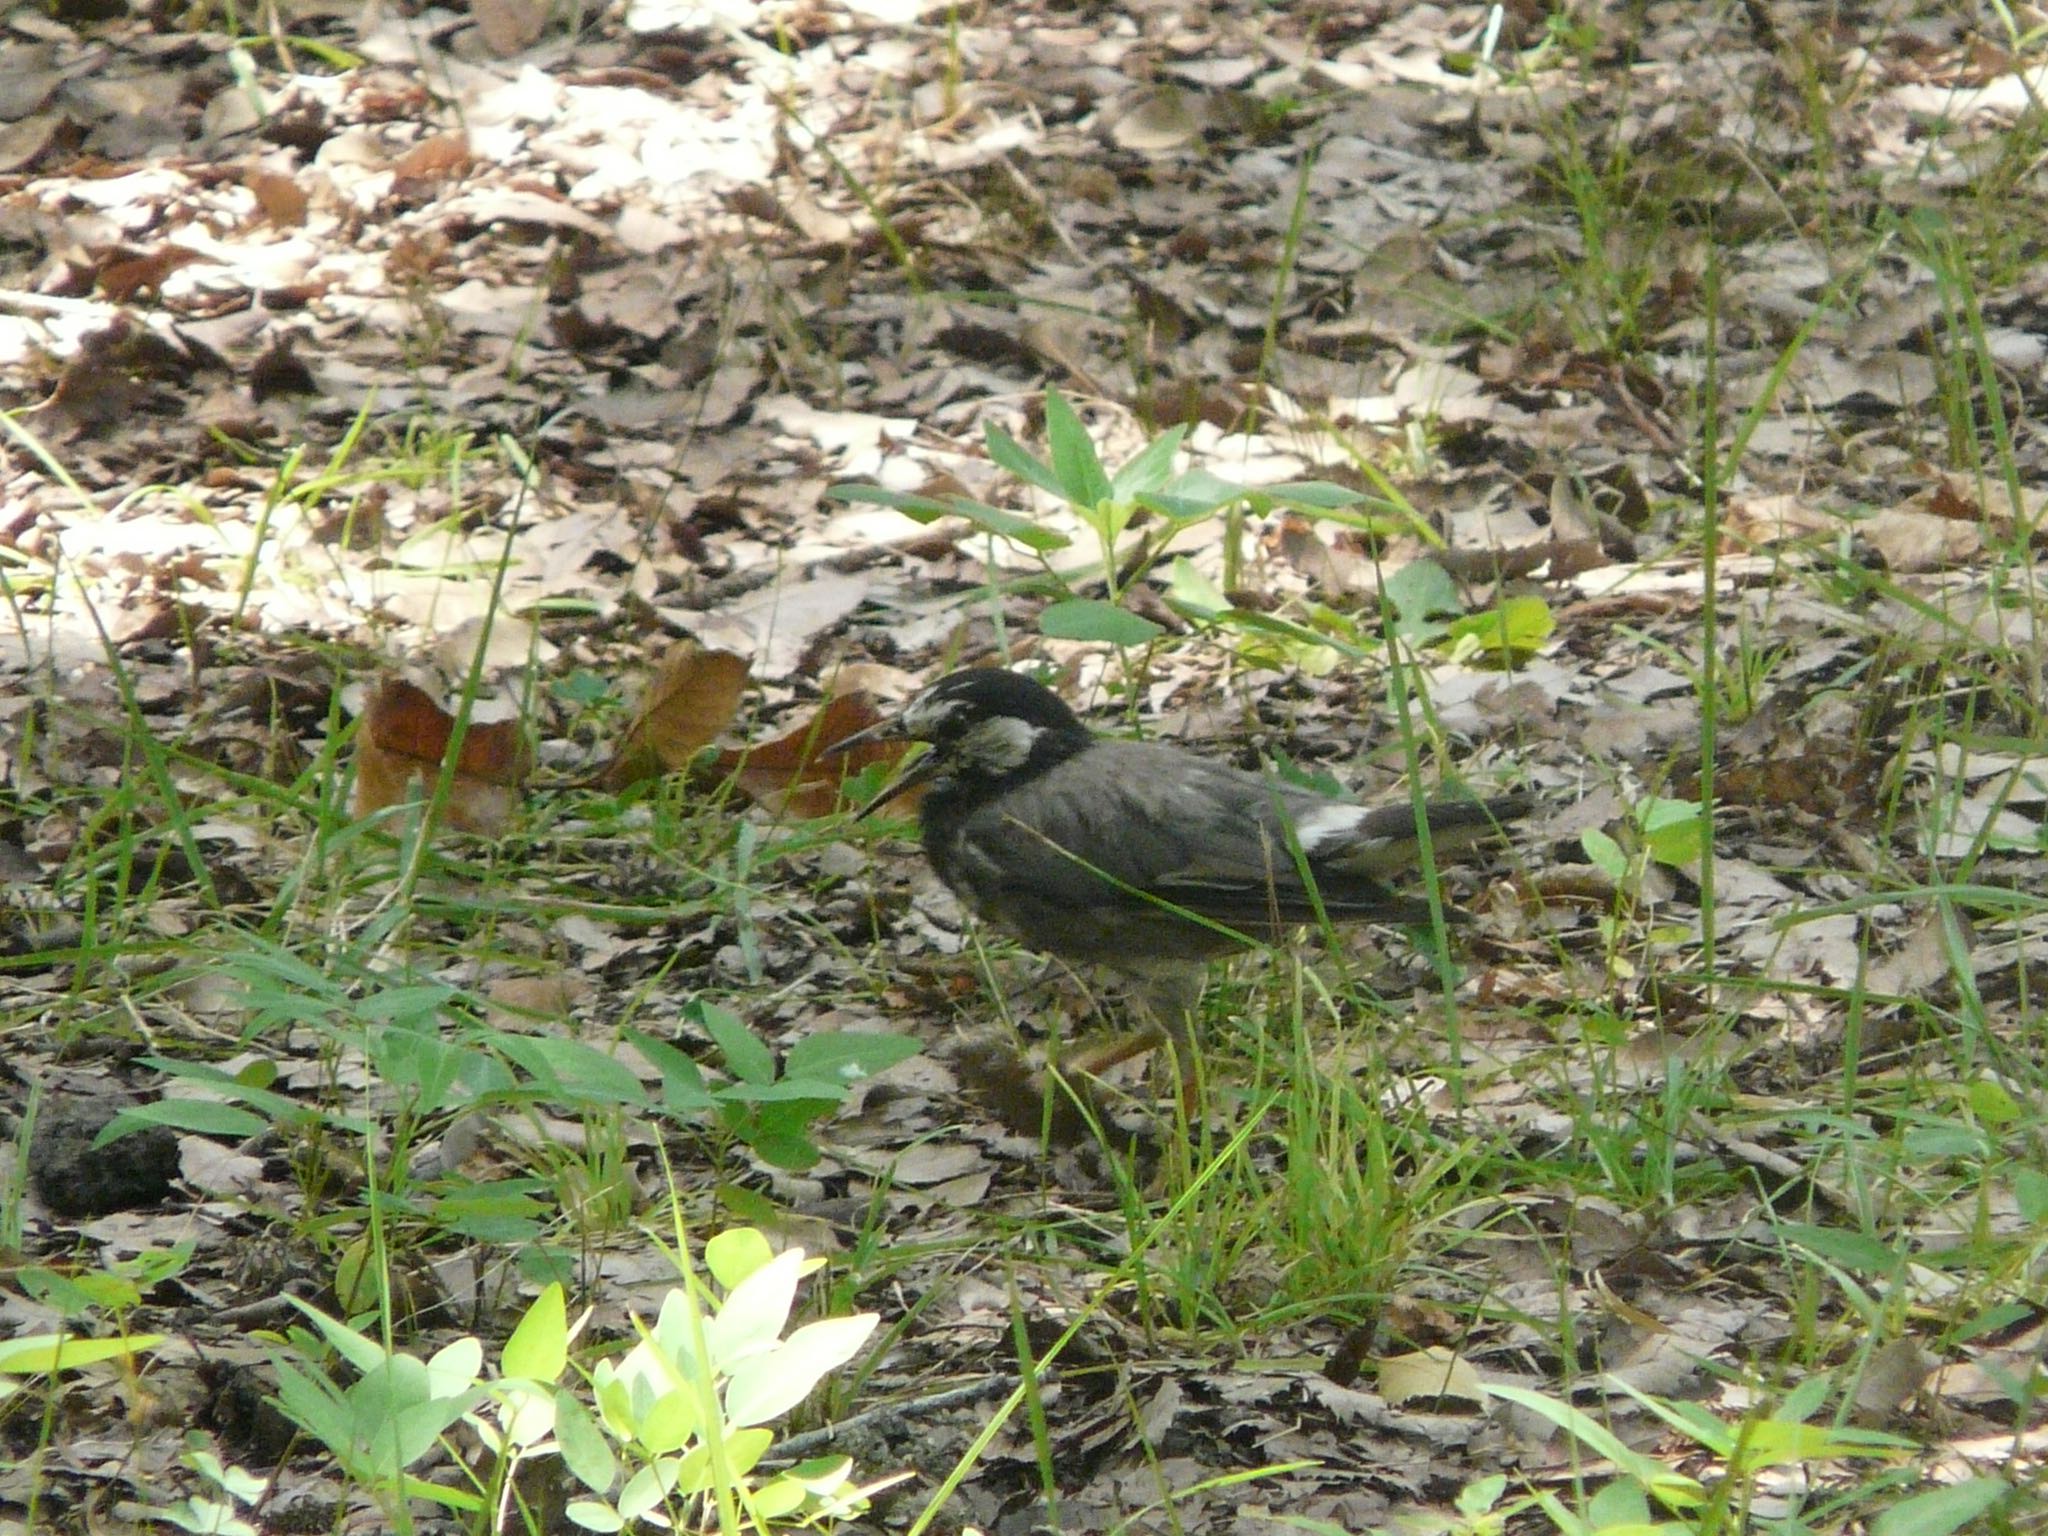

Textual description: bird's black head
[841,668,1095,822]
[897,668,1092,785]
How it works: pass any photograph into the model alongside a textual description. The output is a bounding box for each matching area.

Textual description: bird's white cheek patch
[1293,802,1369,853]
[960,716,1041,771]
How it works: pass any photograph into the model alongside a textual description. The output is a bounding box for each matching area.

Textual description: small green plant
[1582,796,1706,891]
[271,1228,890,1533]
[103,946,919,1178]
[1615,616,1787,727]
[0,1329,167,1409]
[16,1243,195,1328]
[830,387,1553,680]
[1478,1376,1917,1536]
[827,387,1412,646]
[1380,558,1556,667]
[627,1001,921,1172]
[137,1443,271,1536]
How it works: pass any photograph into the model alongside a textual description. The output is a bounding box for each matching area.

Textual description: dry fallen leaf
[598,642,751,792]
[471,0,551,54]
[1376,1346,1485,1411]
[394,131,473,184]
[97,244,207,303]
[244,167,308,226]
[715,691,912,818]
[355,678,532,834]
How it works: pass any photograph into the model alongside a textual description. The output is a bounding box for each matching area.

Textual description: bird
[840,666,1529,1107]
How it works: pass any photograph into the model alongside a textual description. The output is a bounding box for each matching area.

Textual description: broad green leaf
[1639,796,1702,833]
[719,1079,844,1105]
[1456,1475,1508,1517]
[825,484,974,519]
[1038,598,1162,645]
[553,1387,619,1494]
[691,1002,775,1087]
[1871,1476,2009,1536]
[1777,1222,1904,1276]
[2016,1167,2048,1223]
[184,1450,265,1503]
[983,423,1066,501]
[1043,389,1113,506]
[590,1367,638,1440]
[724,1315,879,1428]
[357,984,459,1025]
[1382,559,1462,637]
[783,1031,921,1085]
[396,1470,484,1516]
[270,1358,350,1452]
[624,1028,715,1112]
[787,1453,857,1489]
[20,1268,141,1318]
[431,1181,550,1244]
[426,1336,485,1397]
[1108,423,1187,498]
[1139,486,1242,523]
[1251,479,1370,511]
[725,1425,774,1476]
[1969,1076,2022,1126]
[704,1228,776,1290]
[1904,1125,1984,1160]
[137,1056,307,1119]
[708,1249,804,1364]
[616,1460,679,1522]
[924,499,1070,552]
[502,1284,567,1382]
[647,1288,705,1380]
[1164,557,1229,619]
[492,1036,647,1107]
[752,1473,811,1521]
[356,1356,486,1467]
[672,1442,712,1495]
[1605,1378,1732,1454]
[634,1389,698,1455]
[1740,1417,1904,1468]
[1585,1479,1655,1529]
[286,1299,390,1376]
[230,1057,280,1089]
[670,1428,766,1494]
[491,1379,557,1452]
[371,1027,471,1113]
[825,484,1070,551]
[1581,829,1628,881]
[1442,594,1554,664]
[1638,798,1705,868]
[155,1494,257,1536]
[0,1332,165,1375]
[97,1099,268,1147]
[747,1125,826,1170]
[333,1236,386,1316]
[122,1244,197,1286]
[565,1498,625,1533]
[669,1429,774,1496]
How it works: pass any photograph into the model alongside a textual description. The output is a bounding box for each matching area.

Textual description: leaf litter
[2,0,2047,1531]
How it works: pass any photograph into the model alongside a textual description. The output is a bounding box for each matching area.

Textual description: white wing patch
[1292,802,1369,853]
